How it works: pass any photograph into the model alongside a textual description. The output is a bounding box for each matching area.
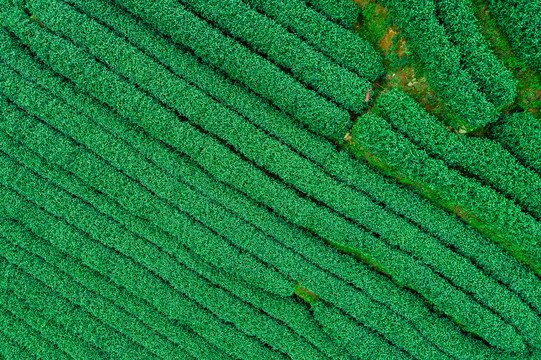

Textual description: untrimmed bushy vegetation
[373,90,541,219]
[434,0,517,108]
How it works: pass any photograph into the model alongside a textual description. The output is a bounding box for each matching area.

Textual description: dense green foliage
[2,24,537,359]
[487,0,541,72]
[304,0,359,28]
[109,0,349,140]
[311,301,412,360]
[373,90,541,219]
[435,0,517,108]
[244,0,384,79]
[352,112,541,277]
[0,184,285,360]
[2,0,541,358]
[0,219,231,359]
[0,258,159,359]
[490,112,541,176]
[380,0,498,129]
[0,323,40,360]
[14,1,541,322]
[0,90,455,359]
[177,0,371,112]
[2,12,533,350]
[0,294,73,360]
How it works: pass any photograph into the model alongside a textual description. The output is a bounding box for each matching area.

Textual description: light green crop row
[0,218,229,359]
[490,112,541,176]
[0,257,160,359]
[304,0,359,28]
[352,112,541,279]
[435,0,517,108]
[244,0,384,79]
[379,0,498,130]
[0,28,517,360]
[373,90,541,219]
[178,0,371,112]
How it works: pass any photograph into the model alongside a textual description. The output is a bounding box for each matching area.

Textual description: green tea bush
[0,77,462,358]
[0,259,158,359]
[0,144,340,360]
[0,297,73,360]
[3,15,540,322]
[490,112,541,176]
[352,113,541,278]
[0,109,512,360]
[304,0,359,28]
[0,98,297,302]
[0,218,233,360]
[0,108,451,360]
[16,5,537,337]
[175,0,370,112]
[379,0,498,129]
[0,325,40,360]
[487,0,541,72]
[0,186,283,360]
[243,0,384,79]
[435,0,517,108]
[0,155,325,360]
[0,232,196,360]
[0,94,510,359]
[105,0,348,140]
[373,90,541,219]
[0,29,350,359]
[0,164,455,360]
[0,16,528,352]
[311,301,413,360]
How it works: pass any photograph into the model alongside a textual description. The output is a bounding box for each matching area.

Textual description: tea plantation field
[0,0,540,358]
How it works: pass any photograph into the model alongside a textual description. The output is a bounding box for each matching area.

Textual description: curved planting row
[490,112,541,176]
[0,253,166,360]
[0,218,233,359]
[9,1,541,320]
[244,0,384,79]
[0,285,90,360]
[435,0,517,108]
[1,0,540,358]
[106,0,349,140]
[0,108,347,359]
[0,65,455,359]
[303,0,359,28]
[487,0,541,72]
[0,185,284,360]
[352,112,541,277]
[0,7,536,352]
[373,90,541,220]
[177,0,371,112]
[379,0,498,130]
[2,23,537,359]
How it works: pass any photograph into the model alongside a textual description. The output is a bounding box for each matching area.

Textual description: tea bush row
[379,0,498,129]
[373,90,541,219]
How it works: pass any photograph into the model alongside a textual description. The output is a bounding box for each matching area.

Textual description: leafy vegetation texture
[490,112,541,176]
[1,0,541,358]
[373,90,541,219]
[379,0,499,130]
[486,0,541,72]
[435,0,517,108]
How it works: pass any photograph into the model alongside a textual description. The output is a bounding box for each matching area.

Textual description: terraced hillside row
[1,0,540,359]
